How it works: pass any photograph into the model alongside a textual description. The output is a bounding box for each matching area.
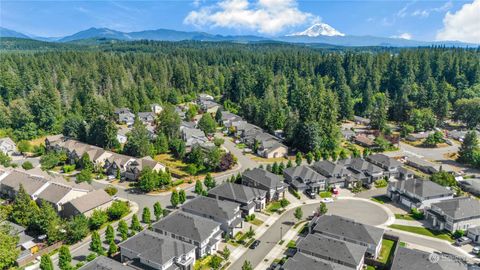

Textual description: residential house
[220,111,243,129]
[115,108,135,126]
[36,181,90,212]
[397,167,415,181]
[254,133,288,158]
[151,103,163,115]
[198,100,220,114]
[341,129,356,140]
[284,165,327,193]
[296,234,366,270]
[181,196,243,236]
[366,154,402,178]
[0,170,50,200]
[282,252,353,270]
[347,158,384,185]
[137,112,156,125]
[198,93,214,101]
[242,168,287,202]
[467,226,480,244]
[235,123,262,141]
[387,178,454,209]
[3,221,38,255]
[152,211,222,258]
[181,127,209,151]
[312,160,352,188]
[459,179,480,196]
[406,131,433,142]
[117,126,130,144]
[175,106,186,120]
[353,116,371,126]
[207,182,267,216]
[0,137,16,155]
[62,189,113,218]
[124,157,166,181]
[353,134,375,148]
[426,197,480,232]
[309,215,385,258]
[405,156,441,174]
[119,230,196,270]
[80,256,132,270]
[391,246,468,270]
[104,153,136,178]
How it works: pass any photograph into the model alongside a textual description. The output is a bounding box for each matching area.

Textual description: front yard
[377,239,395,264]
[388,224,454,242]
[370,195,391,205]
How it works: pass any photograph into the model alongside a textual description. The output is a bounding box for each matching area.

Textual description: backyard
[377,239,395,264]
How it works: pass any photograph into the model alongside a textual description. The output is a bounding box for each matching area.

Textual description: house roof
[79,255,131,270]
[2,221,26,235]
[390,178,453,199]
[284,166,326,183]
[152,211,220,243]
[312,160,352,177]
[353,116,370,124]
[297,234,366,267]
[312,215,384,247]
[208,182,266,204]
[243,168,286,189]
[405,156,440,170]
[283,252,352,270]
[0,170,49,195]
[430,197,480,220]
[119,230,195,266]
[391,246,468,270]
[37,182,72,204]
[458,179,480,195]
[64,189,112,214]
[348,158,383,174]
[0,137,15,146]
[354,134,375,146]
[366,154,402,168]
[182,196,240,221]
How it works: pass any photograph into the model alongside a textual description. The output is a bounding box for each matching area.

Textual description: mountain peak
[289,23,345,37]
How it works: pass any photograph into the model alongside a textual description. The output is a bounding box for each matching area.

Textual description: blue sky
[1,0,477,42]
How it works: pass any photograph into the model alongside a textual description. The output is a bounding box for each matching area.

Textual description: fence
[17,241,63,267]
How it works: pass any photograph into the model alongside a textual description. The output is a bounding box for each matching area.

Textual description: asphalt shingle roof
[312,215,384,247]
[390,178,453,199]
[430,197,480,220]
[366,154,402,168]
[208,182,266,204]
[243,168,286,189]
[284,166,326,183]
[37,182,72,204]
[152,211,220,243]
[391,246,468,270]
[181,196,240,221]
[283,252,353,270]
[0,170,49,195]
[80,255,131,270]
[64,189,112,214]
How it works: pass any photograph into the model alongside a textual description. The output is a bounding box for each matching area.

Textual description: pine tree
[179,189,187,204]
[287,159,293,168]
[170,190,179,208]
[108,241,118,257]
[306,152,313,164]
[118,220,129,241]
[295,152,302,166]
[194,180,204,195]
[271,162,278,174]
[40,255,54,270]
[105,225,114,244]
[458,131,479,164]
[142,207,151,224]
[58,246,72,270]
[130,214,142,232]
[90,231,105,255]
[278,162,285,174]
[153,202,163,221]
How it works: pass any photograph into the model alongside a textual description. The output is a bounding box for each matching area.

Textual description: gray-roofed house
[296,234,366,270]
[391,246,468,270]
[137,112,156,125]
[152,211,222,258]
[405,156,441,174]
[124,157,165,181]
[221,111,243,129]
[117,126,130,144]
[426,197,480,233]
[397,167,415,181]
[36,181,89,212]
[115,108,135,126]
[353,116,371,126]
[0,170,50,199]
[62,189,113,218]
[242,168,287,202]
[387,178,454,209]
[181,127,209,150]
[458,179,480,196]
[151,103,163,115]
[467,226,480,244]
[0,137,16,156]
[366,154,403,178]
[80,255,132,270]
[310,215,385,258]
[255,133,288,159]
[347,158,384,185]
[181,196,243,236]
[119,230,196,270]
[341,129,356,140]
[406,131,433,142]
[284,165,326,193]
[198,100,220,114]
[2,221,38,256]
[207,182,267,216]
[282,252,353,270]
[354,134,375,148]
[312,160,352,188]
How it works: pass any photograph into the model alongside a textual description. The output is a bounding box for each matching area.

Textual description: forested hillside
[0,40,479,153]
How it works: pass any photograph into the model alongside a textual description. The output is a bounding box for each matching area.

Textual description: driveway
[228,199,389,270]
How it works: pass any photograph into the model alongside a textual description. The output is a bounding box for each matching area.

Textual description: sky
[1,0,479,42]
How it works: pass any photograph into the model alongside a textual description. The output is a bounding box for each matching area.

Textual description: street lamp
[280,226,283,241]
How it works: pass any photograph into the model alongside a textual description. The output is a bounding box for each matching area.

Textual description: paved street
[228,199,390,270]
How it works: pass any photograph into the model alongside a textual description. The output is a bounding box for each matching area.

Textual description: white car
[473,246,480,254]
[321,198,334,203]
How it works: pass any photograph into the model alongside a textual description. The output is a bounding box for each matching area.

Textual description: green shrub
[453,230,465,239]
[21,161,33,170]
[288,187,300,199]
[172,179,184,186]
[374,179,388,188]
[62,164,76,173]
[410,208,424,220]
[104,185,118,196]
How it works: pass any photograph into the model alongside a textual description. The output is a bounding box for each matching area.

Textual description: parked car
[306,190,316,199]
[321,198,334,203]
[472,246,480,254]
[455,236,472,246]
[250,240,260,249]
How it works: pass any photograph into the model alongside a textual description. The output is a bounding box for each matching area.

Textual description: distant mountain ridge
[0,26,477,47]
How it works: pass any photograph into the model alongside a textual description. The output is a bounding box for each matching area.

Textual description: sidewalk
[254,224,300,270]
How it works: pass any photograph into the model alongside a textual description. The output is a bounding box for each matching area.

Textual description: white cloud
[184,0,319,35]
[412,1,452,18]
[436,0,480,43]
[391,33,412,40]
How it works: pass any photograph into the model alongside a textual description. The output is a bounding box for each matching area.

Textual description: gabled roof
[391,246,468,270]
[366,154,402,168]
[283,252,352,270]
[80,255,131,270]
[0,137,15,146]
[208,182,266,204]
[297,234,366,267]
[119,230,195,266]
[152,211,220,243]
[390,178,453,199]
[37,182,72,204]
[430,197,480,220]
[0,170,49,195]
[312,160,352,177]
[284,166,326,183]
[312,215,384,247]
[348,158,383,174]
[243,168,286,189]
[182,196,240,220]
[64,189,112,214]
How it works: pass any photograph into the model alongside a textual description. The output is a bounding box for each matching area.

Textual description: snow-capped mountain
[290,23,345,37]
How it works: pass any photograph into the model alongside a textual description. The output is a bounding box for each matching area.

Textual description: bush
[288,187,301,199]
[172,179,184,186]
[374,179,388,188]
[76,169,92,183]
[86,253,97,262]
[104,185,118,196]
[244,214,256,222]
[453,230,465,239]
[21,161,33,170]
[62,164,76,173]
[410,208,424,220]
[89,210,108,230]
[107,201,129,220]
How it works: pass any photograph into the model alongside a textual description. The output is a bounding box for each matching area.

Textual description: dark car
[250,240,260,249]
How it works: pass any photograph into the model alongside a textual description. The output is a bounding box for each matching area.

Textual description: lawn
[389,225,454,242]
[286,240,296,249]
[266,201,283,213]
[194,255,223,270]
[377,239,395,264]
[319,191,332,198]
[394,214,415,221]
[154,153,189,178]
[236,143,246,149]
[247,218,264,226]
[370,195,391,205]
